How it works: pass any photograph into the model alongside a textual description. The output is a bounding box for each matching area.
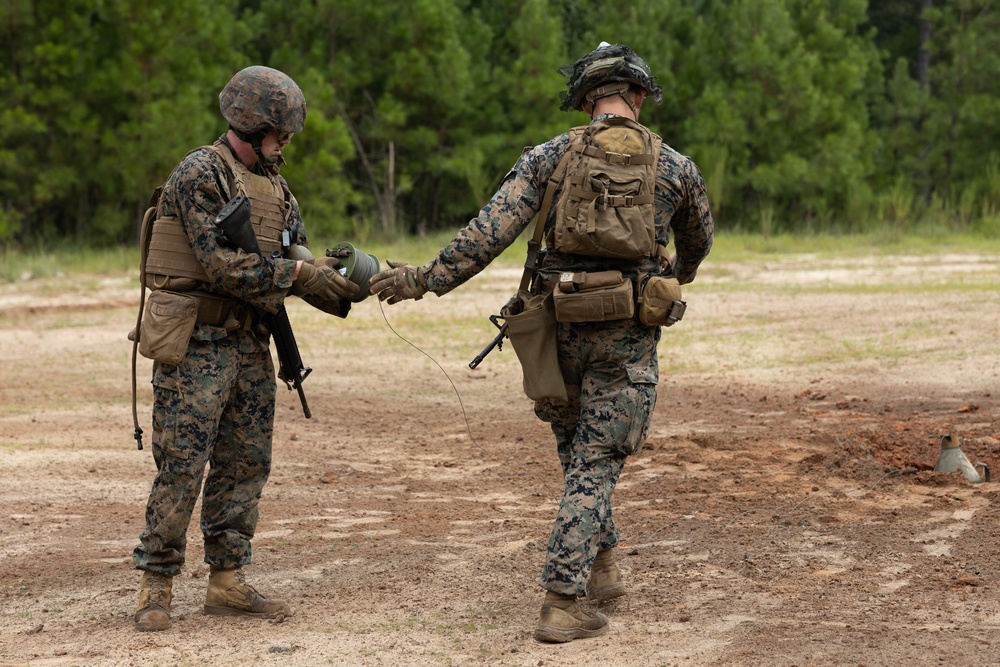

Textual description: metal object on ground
[933,434,990,483]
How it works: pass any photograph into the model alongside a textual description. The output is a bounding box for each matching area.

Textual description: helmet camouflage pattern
[219,66,306,136]
[559,43,663,112]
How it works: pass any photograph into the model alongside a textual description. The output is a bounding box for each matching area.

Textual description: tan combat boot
[534,591,609,643]
[586,548,626,603]
[204,568,292,618]
[134,570,172,632]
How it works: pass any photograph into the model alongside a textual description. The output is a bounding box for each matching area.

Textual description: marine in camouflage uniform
[132,66,358,632]
[369,44,713,642]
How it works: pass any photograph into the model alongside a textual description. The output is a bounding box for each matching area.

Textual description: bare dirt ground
[1,250,998,666]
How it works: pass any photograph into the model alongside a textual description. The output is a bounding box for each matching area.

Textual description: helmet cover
[559,43,662,112]
[219,66,306,136]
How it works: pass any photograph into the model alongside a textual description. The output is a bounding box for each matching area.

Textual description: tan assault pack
[552,116,662,259]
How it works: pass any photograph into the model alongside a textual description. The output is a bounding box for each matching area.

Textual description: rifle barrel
[469,324,508,369]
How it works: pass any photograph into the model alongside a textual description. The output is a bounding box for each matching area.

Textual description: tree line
[1,0,997,247]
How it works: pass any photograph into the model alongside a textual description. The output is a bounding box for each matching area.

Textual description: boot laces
[146,573,168,603]
[234,569,262,597]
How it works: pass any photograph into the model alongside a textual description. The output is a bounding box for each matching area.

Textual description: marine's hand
[293,261,359,301]
[310,256,341,271]
[369,260,428,304]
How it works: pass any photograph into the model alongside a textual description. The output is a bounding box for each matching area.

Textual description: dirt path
[1,252,998,666]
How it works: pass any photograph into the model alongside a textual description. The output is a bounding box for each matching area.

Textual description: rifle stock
[216,195,312,418]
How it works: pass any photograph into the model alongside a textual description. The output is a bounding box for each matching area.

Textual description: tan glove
[368,260,428,304]
[293,260,359,301]
[310,256,341,271]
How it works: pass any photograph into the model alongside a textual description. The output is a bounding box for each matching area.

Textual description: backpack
[552,116,661,259]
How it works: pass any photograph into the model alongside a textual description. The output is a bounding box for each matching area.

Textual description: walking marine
[370,42,714,642]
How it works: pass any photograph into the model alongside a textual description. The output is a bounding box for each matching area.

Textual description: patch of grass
[4,229,999,284]
[792,332,911,366]
[0,244,137,283]
[708,230,1000,262]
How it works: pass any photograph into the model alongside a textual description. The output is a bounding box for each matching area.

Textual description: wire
[377,299,506,462]
[379,302,922,557]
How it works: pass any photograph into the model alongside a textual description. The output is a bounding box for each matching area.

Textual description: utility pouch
[636,273,686,327]
[552,270,634,323]
[500,291,567,401]
[138,290,199,365]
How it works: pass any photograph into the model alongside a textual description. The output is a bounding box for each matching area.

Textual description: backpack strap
[518,134,581,292]
[572,142,656,166]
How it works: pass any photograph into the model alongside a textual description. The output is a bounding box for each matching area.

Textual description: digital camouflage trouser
[133,330,276,577]
[534,318,659,596]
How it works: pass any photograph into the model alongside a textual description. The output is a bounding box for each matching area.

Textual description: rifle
[215,195,312,418]
[468,314,507,369]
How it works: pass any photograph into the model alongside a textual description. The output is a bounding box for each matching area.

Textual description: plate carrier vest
[143,140,291,289]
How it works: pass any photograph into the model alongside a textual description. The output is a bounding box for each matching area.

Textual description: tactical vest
[551,116,662,260]
[144,140,289,289]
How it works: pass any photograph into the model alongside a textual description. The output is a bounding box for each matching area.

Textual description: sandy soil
[0,251,998,666]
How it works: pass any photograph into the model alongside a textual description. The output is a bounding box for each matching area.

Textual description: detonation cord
[378,303,923,554]
[377,299,500,462]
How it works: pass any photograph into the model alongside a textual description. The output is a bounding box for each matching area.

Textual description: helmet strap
[230,126,271,165]
[584,81,638,116]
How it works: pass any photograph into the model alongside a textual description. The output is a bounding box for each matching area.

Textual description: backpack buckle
[605,152,631,166]
[604,195,633,207]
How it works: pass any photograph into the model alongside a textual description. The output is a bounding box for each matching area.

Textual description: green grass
[0,243,137,282]
[4,228,999,284]
[707,230,1000,262]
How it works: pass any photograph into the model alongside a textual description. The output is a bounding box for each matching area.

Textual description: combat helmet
[219,66,306,162]
[559,43,662,113]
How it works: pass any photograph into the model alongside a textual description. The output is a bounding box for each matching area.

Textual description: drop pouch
[500,291,567,401]
[138,289,199,365]
[552,270,634,323]
[636,273,686,327]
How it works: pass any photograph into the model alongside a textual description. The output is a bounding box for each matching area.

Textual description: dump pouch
[636,273,685,327]
[552,270,634,323]
[500,291,567,401]
[138,290,199,365]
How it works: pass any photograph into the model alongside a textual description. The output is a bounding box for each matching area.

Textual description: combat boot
[534,591,608,643]
[204,568,292,618]
[586,548,626,603]
[134,570,172,632]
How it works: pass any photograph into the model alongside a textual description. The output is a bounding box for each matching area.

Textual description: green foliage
[679,0,882,229]
[1,0,999,248]
[0,0,248,246]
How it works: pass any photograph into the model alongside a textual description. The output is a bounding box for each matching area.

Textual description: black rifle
[468,314,507,369]
[215,195,312,418]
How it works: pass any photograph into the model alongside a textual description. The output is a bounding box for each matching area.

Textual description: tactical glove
[309,256,341,271]
[293,260,359,301]
[368,260,428,304]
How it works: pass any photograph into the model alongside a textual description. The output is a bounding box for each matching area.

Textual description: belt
[194,293,255,331]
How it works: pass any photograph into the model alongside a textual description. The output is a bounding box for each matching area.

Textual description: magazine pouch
[552,270,634,323]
